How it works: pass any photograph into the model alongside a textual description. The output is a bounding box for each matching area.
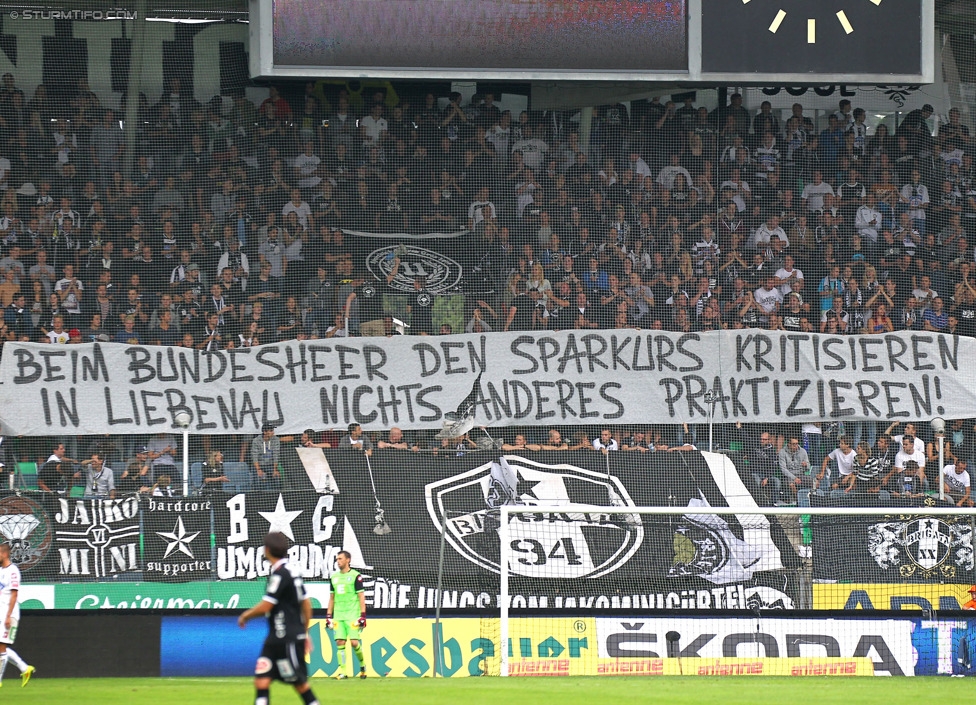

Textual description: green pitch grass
[1,676,970,705]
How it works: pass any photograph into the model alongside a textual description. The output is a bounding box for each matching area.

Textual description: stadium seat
[69,486,85,497]
[15,462,37,490]
[225,462,252,493]
[189,462,204,494]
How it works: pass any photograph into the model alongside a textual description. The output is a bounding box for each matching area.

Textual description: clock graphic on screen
[744,0,884,44]
[701,0,922,77]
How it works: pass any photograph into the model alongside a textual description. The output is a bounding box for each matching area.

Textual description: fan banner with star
[812,512,976,583]
[203,450,804,613]
[142,495,214,582]
[12,450,809,610]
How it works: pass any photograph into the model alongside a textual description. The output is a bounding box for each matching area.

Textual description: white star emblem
[156,516,201,559]
[259,494,303,540]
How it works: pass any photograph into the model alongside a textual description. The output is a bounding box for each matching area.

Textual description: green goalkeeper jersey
[330,568,364,620]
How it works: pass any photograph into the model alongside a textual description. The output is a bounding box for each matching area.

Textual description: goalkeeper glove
[325,616,334,630]
[357,613,367,628]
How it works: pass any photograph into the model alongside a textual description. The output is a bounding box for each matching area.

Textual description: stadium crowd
[5,416,972,509]
[0,74,972,506]
[0,77,967,342]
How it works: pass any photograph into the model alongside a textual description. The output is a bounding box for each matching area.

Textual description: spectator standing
[250,424,281,492]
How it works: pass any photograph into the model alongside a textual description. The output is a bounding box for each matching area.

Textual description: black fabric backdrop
[8,450,804,612]
[811,512,976,584]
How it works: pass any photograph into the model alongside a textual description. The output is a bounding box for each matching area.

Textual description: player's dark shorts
[255,639,308,684]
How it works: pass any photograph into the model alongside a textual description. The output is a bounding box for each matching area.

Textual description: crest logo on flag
[425,455,643,579]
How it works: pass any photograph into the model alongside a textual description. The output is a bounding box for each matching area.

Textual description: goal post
[498,503,976,677]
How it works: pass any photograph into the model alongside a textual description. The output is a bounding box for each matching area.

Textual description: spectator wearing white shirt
[592,429,619,452]
[719,167,751,214]
[487,110,512,163]
[894,435,927,479]
[510,125,548,170]
[751,214,788,251]
[44,314,70,344]
[752,276,784,320]
[833,99,854,129]
[900,168,930,234]
[656,153,693,191]
[54,263,83,320]
[467,187,496,233]
[911,275,939,311]
[359,103,388,152]
[774,255,803,297]
[884,421,926,455]
[626,151,652,181]
[292,141,322,189]
[281,189,312,231]
[855,193,883,244]
[942,459,973,507]
[817,435,855,493]
[801,170,834,213]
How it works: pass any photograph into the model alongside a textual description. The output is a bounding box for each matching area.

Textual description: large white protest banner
[0,330,972,435]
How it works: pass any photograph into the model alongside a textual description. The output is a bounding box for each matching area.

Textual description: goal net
[494,503,976,677]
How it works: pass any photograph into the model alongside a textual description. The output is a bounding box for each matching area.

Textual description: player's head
[0,541,10,565]
[336,550,351,570]
[264,532,289,561]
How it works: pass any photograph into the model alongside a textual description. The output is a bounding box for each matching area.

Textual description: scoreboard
[249,0,933,83]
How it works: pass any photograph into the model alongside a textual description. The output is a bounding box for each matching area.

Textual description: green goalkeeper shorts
[333,619,362,641]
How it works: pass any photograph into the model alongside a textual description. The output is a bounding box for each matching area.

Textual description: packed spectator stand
[0,74,973,506]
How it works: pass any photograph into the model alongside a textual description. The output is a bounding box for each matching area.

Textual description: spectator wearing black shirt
[952,282,976,336]
[150,308,180,346]
[504,281,540,332]
[248,261,282,319]
[897,104,935,156]
[37,458,71,494]
[344,267,393,337]
[750,430,783,505]
[5,292,32,340]
[781,292,812,332]
[407,274,434,335]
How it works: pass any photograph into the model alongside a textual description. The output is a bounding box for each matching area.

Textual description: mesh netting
[0,7,973,633]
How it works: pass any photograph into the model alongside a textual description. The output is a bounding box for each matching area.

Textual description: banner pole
[938,435,945,502]
[182,427,189,497]
[499,505,510,678]
[432,510,449,678]
[704,390,715,452]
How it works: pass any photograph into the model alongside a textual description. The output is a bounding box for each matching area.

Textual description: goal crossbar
[497,503,976,677]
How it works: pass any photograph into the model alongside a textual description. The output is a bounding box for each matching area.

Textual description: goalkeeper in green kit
[327,550,367,679]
